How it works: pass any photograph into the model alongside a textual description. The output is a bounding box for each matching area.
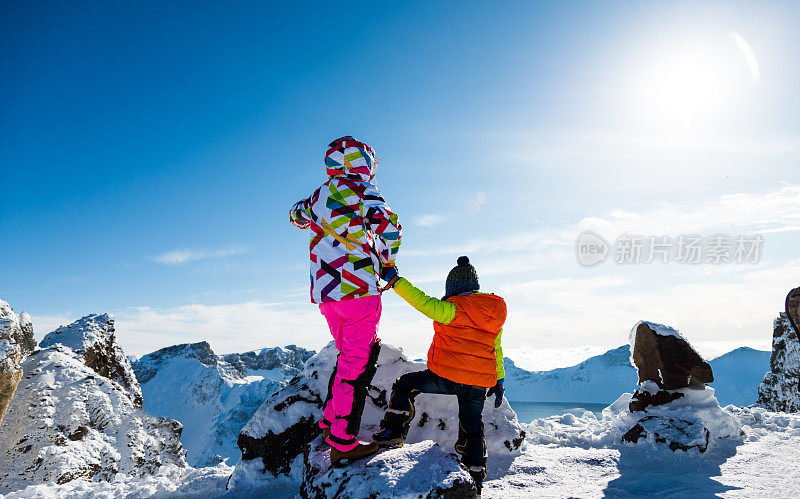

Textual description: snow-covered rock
[40,313,142,408]
[623,321,739,452]
[0,315,187,493]
[300,438,477,498]
[230,342,525,493]
[757,313,800,412]
[527,386,743,453]
[525,322,743,455]
[0,300,35,425]
[132,341,314,467]
[629,321,713,391]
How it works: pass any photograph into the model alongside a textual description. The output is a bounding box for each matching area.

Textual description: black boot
[466,465,486,495]
[372,405,414,447]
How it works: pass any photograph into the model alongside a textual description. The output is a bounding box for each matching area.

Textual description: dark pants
[385,369,487,471]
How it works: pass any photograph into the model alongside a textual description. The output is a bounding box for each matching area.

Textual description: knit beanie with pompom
[443,256,479,300]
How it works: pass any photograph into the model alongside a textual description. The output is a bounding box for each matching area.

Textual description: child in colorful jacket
[372,256,506,493]
[290,136,402,463]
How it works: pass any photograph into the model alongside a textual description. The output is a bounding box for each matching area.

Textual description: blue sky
[2,1,800,367]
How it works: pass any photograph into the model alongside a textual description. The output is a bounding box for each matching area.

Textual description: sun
[631,32,759,130]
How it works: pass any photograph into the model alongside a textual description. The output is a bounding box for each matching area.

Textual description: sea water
[509,401,609,424]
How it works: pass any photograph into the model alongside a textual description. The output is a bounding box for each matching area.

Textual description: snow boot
[373,403,413,447]
[371,427,405,448]
[466,465,486,495]
[330,441,378,466]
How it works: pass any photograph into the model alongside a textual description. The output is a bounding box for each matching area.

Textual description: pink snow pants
[318,294,382,451]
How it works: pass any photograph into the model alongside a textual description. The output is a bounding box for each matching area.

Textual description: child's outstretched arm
[289,188,320,229]
[361,184,402,267]
[393,277,456,325]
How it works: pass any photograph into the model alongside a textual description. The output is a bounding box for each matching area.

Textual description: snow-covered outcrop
[40,313,142,408]
[623,321,740,452]
[229,342,525,494]
[503,343,768,407]
[526,321,742,455]
[758,313,800,412]
[528,387,743,453]
[132,341,314,467]
[0,314,187,493]
[0,299,35,425]
[301,438,477,498]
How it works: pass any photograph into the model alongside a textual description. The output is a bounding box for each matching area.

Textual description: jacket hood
[325,136,377,182]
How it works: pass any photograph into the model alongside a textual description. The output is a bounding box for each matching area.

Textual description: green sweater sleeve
[495,328,505,379]
[393,278,456,325]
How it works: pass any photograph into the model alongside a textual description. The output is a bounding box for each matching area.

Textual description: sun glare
[632,32,759,131]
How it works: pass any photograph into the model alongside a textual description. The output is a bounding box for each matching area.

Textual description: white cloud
[411,214,448,228]
[578,184,800,238]
[114,301,328,356]
[151,246,247,265]
[499,258,799,359]
[405,184,800,266]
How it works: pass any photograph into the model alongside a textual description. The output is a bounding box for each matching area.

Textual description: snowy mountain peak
[134,341,218,384]
[40,313,115,352]
[0,299,35,358]
[1,299,36,426]
[221,344,313,377]
[40,313,142,408]
[0,323,187,493]
[132,342,315,467]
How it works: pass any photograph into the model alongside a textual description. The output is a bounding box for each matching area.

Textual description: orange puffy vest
[427,293,507,388]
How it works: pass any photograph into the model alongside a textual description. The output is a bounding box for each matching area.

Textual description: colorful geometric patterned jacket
[290,136,403,304]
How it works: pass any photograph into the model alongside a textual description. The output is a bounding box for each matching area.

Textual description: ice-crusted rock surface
[757,313,800,412]
[0,300,35,425]
[300,438,477,498]
[0,316,187,493]
[40,313,142,408]
[230,342,525,493]
[132,341,314,467]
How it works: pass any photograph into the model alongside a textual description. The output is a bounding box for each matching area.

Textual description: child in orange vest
[372,256,506,494]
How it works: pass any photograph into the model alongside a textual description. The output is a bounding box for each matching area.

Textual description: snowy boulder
[630,321,713,390]
[231,342,524,490]
[757,312,800,412]
[528,386,742,455]
[597,321,743,453]
[132,341,314,467]
[300,437,477,498]
[0,317,188,493]
[629,321,713,412]
[0,299,35,425]
[622,415,710,452]
[40,313,143,408]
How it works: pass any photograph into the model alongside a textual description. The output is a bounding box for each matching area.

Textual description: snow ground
[484,405,800,498]
[3,406,798,498]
